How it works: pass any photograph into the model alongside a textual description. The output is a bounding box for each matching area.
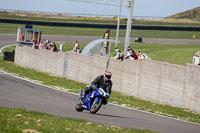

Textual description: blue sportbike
[75,85,109,114]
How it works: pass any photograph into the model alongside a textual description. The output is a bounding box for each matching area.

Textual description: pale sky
[0,0,200,18]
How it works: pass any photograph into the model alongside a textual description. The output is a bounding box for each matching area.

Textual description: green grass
[0,107,155,133]
[109,92,200,123]
[0,47,85,94]
[130,43,200,66]
[0,23,200,39]
[1,46,200,124]
[58,42,199,66]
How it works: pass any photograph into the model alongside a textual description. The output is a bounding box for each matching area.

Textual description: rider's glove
[105,93,110,99]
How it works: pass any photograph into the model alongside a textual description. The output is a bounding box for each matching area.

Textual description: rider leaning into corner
[81,70,113,104]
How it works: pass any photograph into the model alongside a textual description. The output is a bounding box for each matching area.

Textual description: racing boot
[79,98,84,104]
[80,85,91,104]
[80,91,87,104]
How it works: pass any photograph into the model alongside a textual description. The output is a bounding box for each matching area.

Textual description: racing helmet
[104,70,112,81]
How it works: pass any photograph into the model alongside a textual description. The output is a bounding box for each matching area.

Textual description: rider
[81,70,113,104]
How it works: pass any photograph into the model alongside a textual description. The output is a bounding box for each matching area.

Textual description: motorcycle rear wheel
[90,97,103,114]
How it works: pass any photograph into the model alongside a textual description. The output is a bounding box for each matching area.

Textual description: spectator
[192,51,200,65]
[32,40,38,49]
[50,42,58,52]
[59,42,63,52]
[73,41,80,53]
[137,51,151,61]
[20,33,24,41]
[125,48,132,59]
[125,47,138,60]
[132,51,138,60]
[38,41,44,49]
[117,52,124,61]
[100,47,109,57]
[45,40,51,50]
[113,46,121,59]
[127,46,135,53]
[45,40,49,45]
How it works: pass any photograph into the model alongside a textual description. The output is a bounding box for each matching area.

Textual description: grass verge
[0,22,200,39]
[60,42,199,66]
[0,106,156,133]
[1,46,200,124]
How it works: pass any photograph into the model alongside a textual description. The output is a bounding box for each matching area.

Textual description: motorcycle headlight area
[98,88,106,96]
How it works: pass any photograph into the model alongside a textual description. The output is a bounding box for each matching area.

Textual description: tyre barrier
[3,50,15,61]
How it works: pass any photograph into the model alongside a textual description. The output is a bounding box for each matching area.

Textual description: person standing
[73,41,80,53]
[20,33,24,41]
[60,42,63,52]
[192,51,200,65]
[45,40,50,50]
[38,41,45,49]
[32,40,38,49]
[50,42,58,52]
[100,47,109,57]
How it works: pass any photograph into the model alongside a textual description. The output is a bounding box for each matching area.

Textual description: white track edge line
[0,44,16,53]
[0,69,200,126]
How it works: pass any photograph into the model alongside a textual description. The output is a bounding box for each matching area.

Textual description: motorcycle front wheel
[90,97,103,114]
[75,99,84,112]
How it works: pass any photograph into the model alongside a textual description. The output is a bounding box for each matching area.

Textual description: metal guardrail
[0,8,164,20]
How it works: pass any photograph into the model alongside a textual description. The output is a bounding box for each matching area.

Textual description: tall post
[124,0,134,56]
[115,0,122,48]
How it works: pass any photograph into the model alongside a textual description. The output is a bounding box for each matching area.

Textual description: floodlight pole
[115,0,123,48]
[124,0,134,56]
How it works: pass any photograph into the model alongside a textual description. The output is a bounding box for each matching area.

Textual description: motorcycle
[75,85,109,114]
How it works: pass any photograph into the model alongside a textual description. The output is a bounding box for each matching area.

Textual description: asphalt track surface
[0,71,200,133]
[0,34,200,49]
[0,34,200,133]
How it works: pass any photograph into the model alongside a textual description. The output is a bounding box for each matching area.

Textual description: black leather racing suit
[83,75,112,99]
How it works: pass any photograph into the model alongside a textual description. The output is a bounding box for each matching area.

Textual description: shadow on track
[94,113,143,121]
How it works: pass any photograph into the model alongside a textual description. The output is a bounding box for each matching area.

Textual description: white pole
[115,0,123,48]
[124,0,134,56]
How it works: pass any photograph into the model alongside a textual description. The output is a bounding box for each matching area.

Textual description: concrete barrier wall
[66,53,108,83]
[15,46,65,77]
[15,46,200,113]
[184,64,200,113]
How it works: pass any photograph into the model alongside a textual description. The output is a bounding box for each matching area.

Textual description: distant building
[17,27,42,45]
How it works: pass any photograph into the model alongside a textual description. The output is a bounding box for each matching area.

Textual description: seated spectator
[32,40,38,49]
[132,51,138,60]
[113,46,121,59]
[137,51,151,61]
[125,47,138,60]
[117,52,124,61]
[50,42,58,52]
[192,51,200,65]
[127,46,135,53]
[38,41,44,49]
